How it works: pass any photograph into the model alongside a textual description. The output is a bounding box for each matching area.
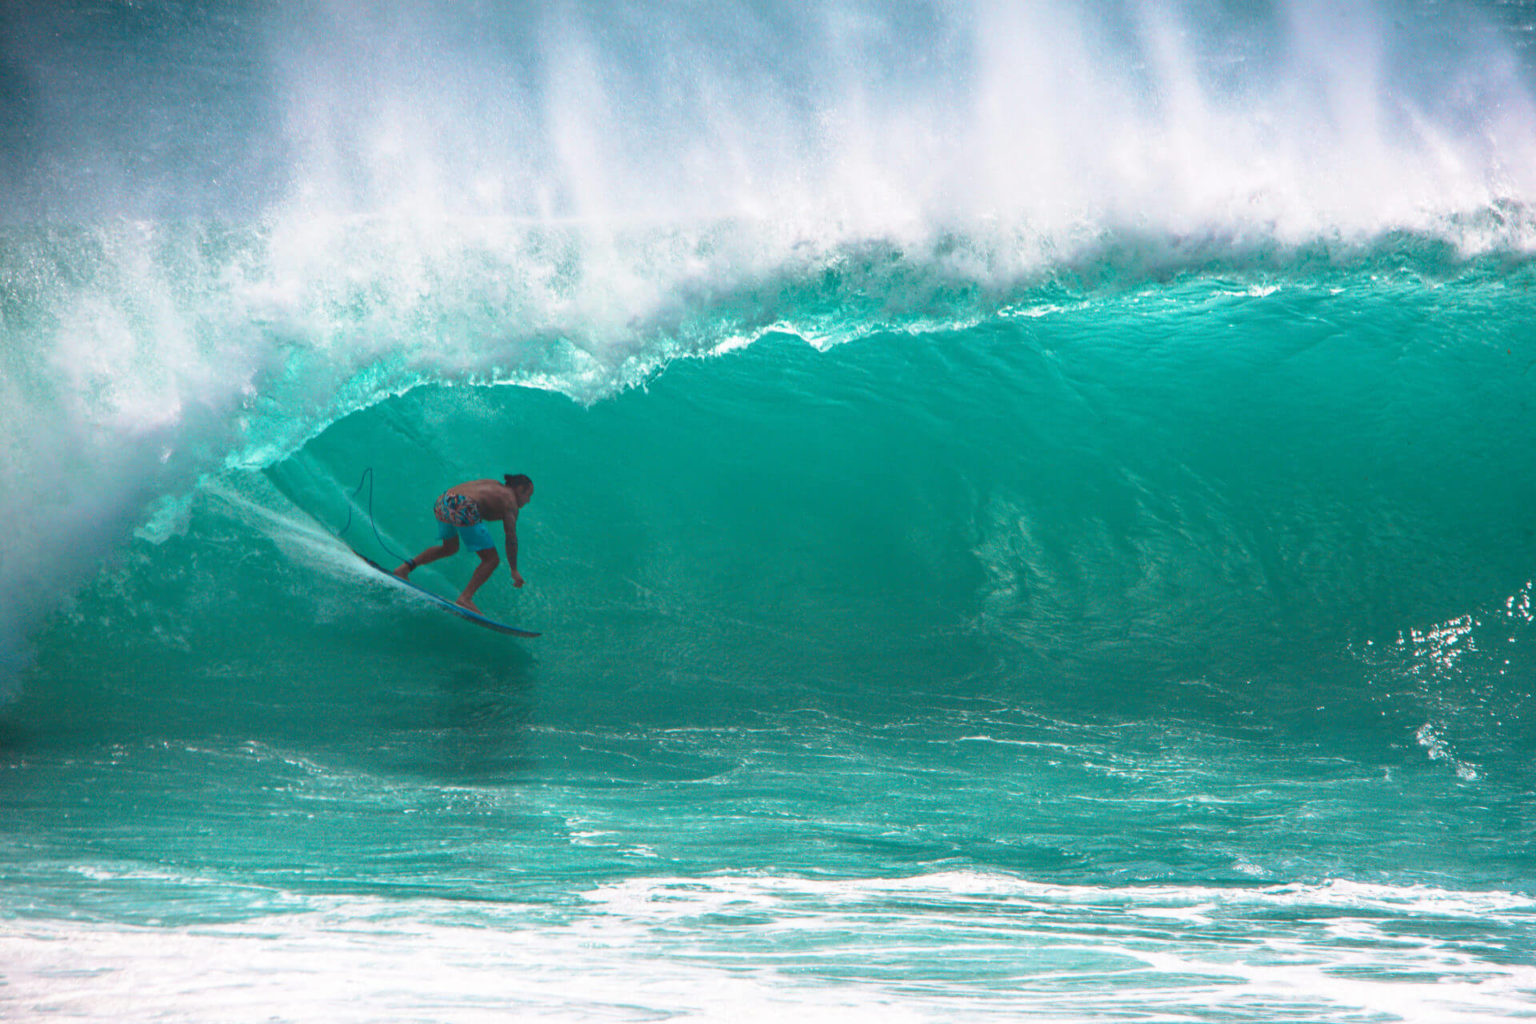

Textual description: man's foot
[393,564,412,579]
[456,595,482,614]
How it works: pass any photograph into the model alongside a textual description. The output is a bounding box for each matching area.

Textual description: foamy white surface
[5,873,1534,1023]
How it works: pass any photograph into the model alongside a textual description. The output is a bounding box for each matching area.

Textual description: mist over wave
[8,0,1536,232]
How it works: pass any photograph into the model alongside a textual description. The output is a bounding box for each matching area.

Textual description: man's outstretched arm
[503,518,524,587]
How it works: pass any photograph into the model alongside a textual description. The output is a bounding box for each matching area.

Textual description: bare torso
[446,479,519,521]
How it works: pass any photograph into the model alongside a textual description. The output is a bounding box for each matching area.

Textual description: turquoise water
[5,2,1536,1020]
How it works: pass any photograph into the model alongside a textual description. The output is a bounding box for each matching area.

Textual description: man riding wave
[394,474,533,614]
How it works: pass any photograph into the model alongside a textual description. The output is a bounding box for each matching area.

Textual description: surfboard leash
[337,467,412,566]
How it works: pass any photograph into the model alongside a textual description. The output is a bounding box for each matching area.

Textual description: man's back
[447,479,516,520]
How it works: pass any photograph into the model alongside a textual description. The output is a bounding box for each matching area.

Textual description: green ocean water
[6,1,1536,1020]
[7,253,1536,1018]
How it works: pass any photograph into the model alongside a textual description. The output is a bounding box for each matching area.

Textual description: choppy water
[4,1,1536,1020]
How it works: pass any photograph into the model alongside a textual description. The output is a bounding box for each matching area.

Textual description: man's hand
[510,569,525,588]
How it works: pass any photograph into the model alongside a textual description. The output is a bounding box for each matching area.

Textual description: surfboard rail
[356,553,541,637]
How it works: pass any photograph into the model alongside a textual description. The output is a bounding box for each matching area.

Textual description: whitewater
[3,1,1536,1020]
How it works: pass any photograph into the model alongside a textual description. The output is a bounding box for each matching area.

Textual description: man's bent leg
[456,548,500,612]
[395,536,460,577]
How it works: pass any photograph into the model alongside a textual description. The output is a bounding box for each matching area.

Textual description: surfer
[394,475,533,614]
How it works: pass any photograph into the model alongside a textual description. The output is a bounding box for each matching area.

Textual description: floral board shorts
[433,492,496,551]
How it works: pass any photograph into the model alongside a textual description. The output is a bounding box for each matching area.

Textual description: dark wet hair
[504,473,533,495]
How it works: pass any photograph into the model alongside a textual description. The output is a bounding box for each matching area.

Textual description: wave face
[5,1,1536,1020]
[5,0,1536,665]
